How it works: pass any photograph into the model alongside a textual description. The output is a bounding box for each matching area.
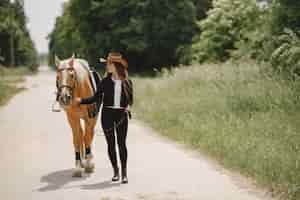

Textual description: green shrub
[270,29,300,76]
[192,0,261,63]
[0,66,29,106]
[269,0,300,34]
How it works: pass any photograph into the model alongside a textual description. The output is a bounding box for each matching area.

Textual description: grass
[132,61,300,200]
[0,66,33,106]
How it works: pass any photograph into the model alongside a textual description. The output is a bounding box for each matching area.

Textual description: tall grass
[133,61,300,200]
[0,66,31,106]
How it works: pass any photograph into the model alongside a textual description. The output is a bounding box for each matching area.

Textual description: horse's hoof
[85,166,94,173]
[72,169,83,177]
[80,162,85,168]
[84,163,95,173]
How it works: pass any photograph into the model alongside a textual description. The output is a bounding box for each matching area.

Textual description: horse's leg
[67,114,84,177]
[83,117,97,173]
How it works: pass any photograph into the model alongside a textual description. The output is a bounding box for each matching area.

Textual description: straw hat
[100,52,128,69]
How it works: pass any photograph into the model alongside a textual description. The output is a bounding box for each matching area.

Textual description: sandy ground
[0,66,275,200]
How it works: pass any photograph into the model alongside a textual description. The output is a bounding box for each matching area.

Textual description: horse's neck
[74,61,93,99]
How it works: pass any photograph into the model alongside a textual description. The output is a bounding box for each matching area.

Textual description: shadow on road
[37,169,89,192]
[80,180,121,190]
[37,169,121,192]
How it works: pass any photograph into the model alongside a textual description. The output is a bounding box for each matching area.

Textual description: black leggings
[101,107,128,171]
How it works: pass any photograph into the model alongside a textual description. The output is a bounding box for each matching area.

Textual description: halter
[56,66,78,99]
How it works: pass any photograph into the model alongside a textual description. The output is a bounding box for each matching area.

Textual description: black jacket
[80,74,133,108]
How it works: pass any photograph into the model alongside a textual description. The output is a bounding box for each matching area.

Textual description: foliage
[253,0,300,76]
[192,0,212,20]
[133,61,300,200]
[0,0,37,70]
[270,29,300,76]
[0,66,31,106]
[269,0,300,34]
[48,0,214,70]
[192,0,261,63]
[48,2,83,67]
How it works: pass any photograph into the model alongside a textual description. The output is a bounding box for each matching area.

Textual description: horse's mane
[73,58,91,82]
[58,57,93,95]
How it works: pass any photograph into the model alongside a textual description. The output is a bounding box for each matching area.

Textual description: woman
[75,52,133,184]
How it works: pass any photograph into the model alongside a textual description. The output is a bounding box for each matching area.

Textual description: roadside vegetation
[132,1,300,198]
[0,66,33,106]
[0,0,37,106]
[133,61,300,199]
[0,0,38,70]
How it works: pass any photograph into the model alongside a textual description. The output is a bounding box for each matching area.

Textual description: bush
[270,29,300,76]
[269,0,300,34]
[192,0,262,63]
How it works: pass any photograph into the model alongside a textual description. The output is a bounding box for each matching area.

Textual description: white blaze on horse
[55,54,100,177]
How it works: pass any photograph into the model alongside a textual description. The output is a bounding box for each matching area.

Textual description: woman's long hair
[104,61,131,103]
[104,62,128,79]
[113,62,128,80]
[113,62,131,103]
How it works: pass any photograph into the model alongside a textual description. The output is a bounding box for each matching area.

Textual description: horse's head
[55,54,77,107]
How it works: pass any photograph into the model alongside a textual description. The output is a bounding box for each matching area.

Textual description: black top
[80,73,133,108]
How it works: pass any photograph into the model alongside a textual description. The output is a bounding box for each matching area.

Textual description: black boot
[121,168,128,184]
[112,167,120,182]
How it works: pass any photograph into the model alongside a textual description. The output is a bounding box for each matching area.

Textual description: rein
[56,67,78,100]
[52,66,78,112]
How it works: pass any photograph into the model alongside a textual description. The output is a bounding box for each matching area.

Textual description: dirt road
[0,66,273,200]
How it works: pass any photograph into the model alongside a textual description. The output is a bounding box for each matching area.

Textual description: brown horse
[55,54,99,177]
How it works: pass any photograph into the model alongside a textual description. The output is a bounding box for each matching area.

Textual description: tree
[49,0,200,71]
[192,0,261,63]
[48,2,83,67]
[0,0,37,70]
[270,0,300,34]
[193,0,212,20]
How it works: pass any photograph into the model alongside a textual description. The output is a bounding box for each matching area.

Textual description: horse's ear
[55,55,60,67]
[68,53,75,67]
[69,58,74,67]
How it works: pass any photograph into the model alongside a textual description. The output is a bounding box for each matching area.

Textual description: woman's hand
[125,106,132,119]
[125,106,130,112]
[74,97,81,106]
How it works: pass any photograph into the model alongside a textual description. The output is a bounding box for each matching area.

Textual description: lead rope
[52,91,61,112]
